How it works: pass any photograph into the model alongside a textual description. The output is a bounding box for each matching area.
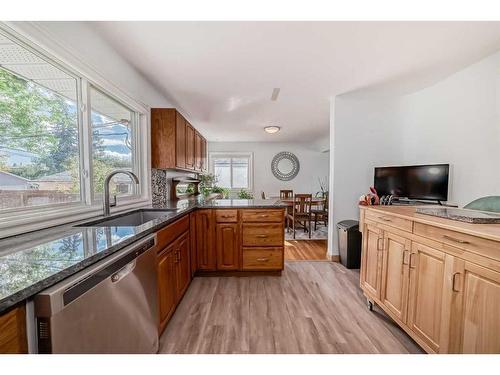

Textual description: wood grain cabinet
[360,206,500,353]
[156,218,192,334]
[216,223,240,270]
[360,222,383,301]
[195,209,216,270]
[0,305,27,354]
[151,108,206,172]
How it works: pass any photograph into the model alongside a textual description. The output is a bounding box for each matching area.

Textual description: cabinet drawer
[242,248,283,270]
[241,209,283,223]
[414,222,500,261]
[365,210,413,233]
[242,223,283,246]
[157,215,189,251]
[215,209,238,223]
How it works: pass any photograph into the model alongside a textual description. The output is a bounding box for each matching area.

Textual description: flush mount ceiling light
[264,126,281,134]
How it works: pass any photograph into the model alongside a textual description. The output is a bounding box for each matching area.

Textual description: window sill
[0,197,151,239]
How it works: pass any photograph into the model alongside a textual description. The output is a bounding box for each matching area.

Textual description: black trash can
[337,220,362,269]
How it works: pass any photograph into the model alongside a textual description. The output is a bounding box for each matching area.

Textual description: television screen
[374,164,449,201]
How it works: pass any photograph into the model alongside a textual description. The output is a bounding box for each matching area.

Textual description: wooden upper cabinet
[175,113,186,169]
[194,131,203,171]
[201,136,207,172]
[195,209,216,270]
[360,222,383,300]
[185,122,195,170]
[151,108,205,172]
[216,223,240,270]
[380,232,411,324]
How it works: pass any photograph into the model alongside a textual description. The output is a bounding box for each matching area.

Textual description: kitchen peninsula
[0,198,286,353]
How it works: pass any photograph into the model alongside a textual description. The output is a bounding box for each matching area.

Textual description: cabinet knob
[256,257,270,262]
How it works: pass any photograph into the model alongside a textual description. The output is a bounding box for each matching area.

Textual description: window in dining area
[209,152,253,191]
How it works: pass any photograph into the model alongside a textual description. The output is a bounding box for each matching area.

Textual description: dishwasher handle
[111,260,136,283]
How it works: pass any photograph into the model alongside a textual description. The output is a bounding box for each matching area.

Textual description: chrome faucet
[103,170,140,216]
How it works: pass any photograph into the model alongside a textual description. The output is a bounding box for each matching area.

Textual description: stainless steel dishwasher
[34,234,158,354]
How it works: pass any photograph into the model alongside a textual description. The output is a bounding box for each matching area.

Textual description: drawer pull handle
[452,272,461,292]
[443,235,470,244]
[221,215,232,218]
[256,257,270,262]
[260,215,269,218]
[379,216,392,222]
[256,234,268,238]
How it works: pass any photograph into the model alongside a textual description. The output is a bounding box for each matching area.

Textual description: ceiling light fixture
[264,126,281,134]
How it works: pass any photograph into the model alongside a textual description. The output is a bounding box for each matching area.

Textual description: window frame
[0,23,151,238]
[209,152,254,192]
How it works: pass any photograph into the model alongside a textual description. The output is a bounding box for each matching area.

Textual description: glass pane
[232,158,248,189]
[0,33,80,210]
[213,158,231,188]
[90,87,135,201]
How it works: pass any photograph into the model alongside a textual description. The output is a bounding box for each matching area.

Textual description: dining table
[269,196,326,206]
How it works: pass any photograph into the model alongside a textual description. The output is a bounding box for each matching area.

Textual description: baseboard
[330,255,340,262]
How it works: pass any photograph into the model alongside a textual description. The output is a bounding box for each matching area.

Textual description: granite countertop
[0,198,285,313]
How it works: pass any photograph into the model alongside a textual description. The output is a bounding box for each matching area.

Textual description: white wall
[208,142,329,198]
[330,50,500,254]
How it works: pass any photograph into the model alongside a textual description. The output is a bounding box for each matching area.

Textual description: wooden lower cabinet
[380,232,411,323]
[360,222,383,300]
[407,241,449,353]
[157,222,192,333]
[449,260,500,353]
[360,207,500,353]
[216,223,240,270]
[0,305,27,354]
[196,209,216,270]
[158,245,177,332]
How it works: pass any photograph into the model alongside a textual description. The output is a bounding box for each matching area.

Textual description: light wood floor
[159,261,424,354]
[285,240,328,260]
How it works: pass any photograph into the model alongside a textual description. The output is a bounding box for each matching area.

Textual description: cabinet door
[360,222,383,300]
[176,233,191,298]
[189,213,197,276]
[158,247,176,332]
[450,260,500,353]
[380,232,411,323]
[185,122,195,170]
[216,223,240,270]
[407,242,448,353]
[196,210,216,270]
[194,131,202,171]
[201,137,207,172]
[175,113,186,169]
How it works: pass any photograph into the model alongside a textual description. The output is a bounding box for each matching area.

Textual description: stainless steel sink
[75,209,178,227]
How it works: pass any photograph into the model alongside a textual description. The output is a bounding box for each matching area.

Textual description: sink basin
[75,209,178,227]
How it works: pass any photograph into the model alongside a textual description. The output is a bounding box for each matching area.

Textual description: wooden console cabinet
[359,205,500,353]
[151,108,207,172]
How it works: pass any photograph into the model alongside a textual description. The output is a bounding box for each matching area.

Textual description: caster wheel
[367,300,374,311]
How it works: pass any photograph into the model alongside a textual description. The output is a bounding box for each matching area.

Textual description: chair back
[280,189,293,199]
[293,194,312,215]
[323,192,329,211]
[261,191,266,199]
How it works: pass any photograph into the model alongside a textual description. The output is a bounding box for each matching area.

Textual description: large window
[0,27,146,223]
[210,152,253,190]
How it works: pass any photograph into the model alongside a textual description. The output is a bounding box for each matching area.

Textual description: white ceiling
[91,21,500,143]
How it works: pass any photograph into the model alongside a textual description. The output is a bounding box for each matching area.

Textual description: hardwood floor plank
[284,240,328,261]
[159,261,424,354]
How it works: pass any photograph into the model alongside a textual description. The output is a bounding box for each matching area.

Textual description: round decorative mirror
[271,151,300,181]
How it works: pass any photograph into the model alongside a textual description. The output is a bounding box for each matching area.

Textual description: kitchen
[1,8,500,374]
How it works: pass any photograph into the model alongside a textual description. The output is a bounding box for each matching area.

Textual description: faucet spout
[103,170,140,216]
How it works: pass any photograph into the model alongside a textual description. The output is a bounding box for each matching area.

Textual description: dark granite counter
[0,198,285,313]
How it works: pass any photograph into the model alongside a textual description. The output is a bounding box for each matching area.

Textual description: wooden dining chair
[311,192,329,231]
[280,189,293,199]
[287,194,312,239]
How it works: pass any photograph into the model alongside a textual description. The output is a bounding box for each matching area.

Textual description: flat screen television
[374,164,449,202]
